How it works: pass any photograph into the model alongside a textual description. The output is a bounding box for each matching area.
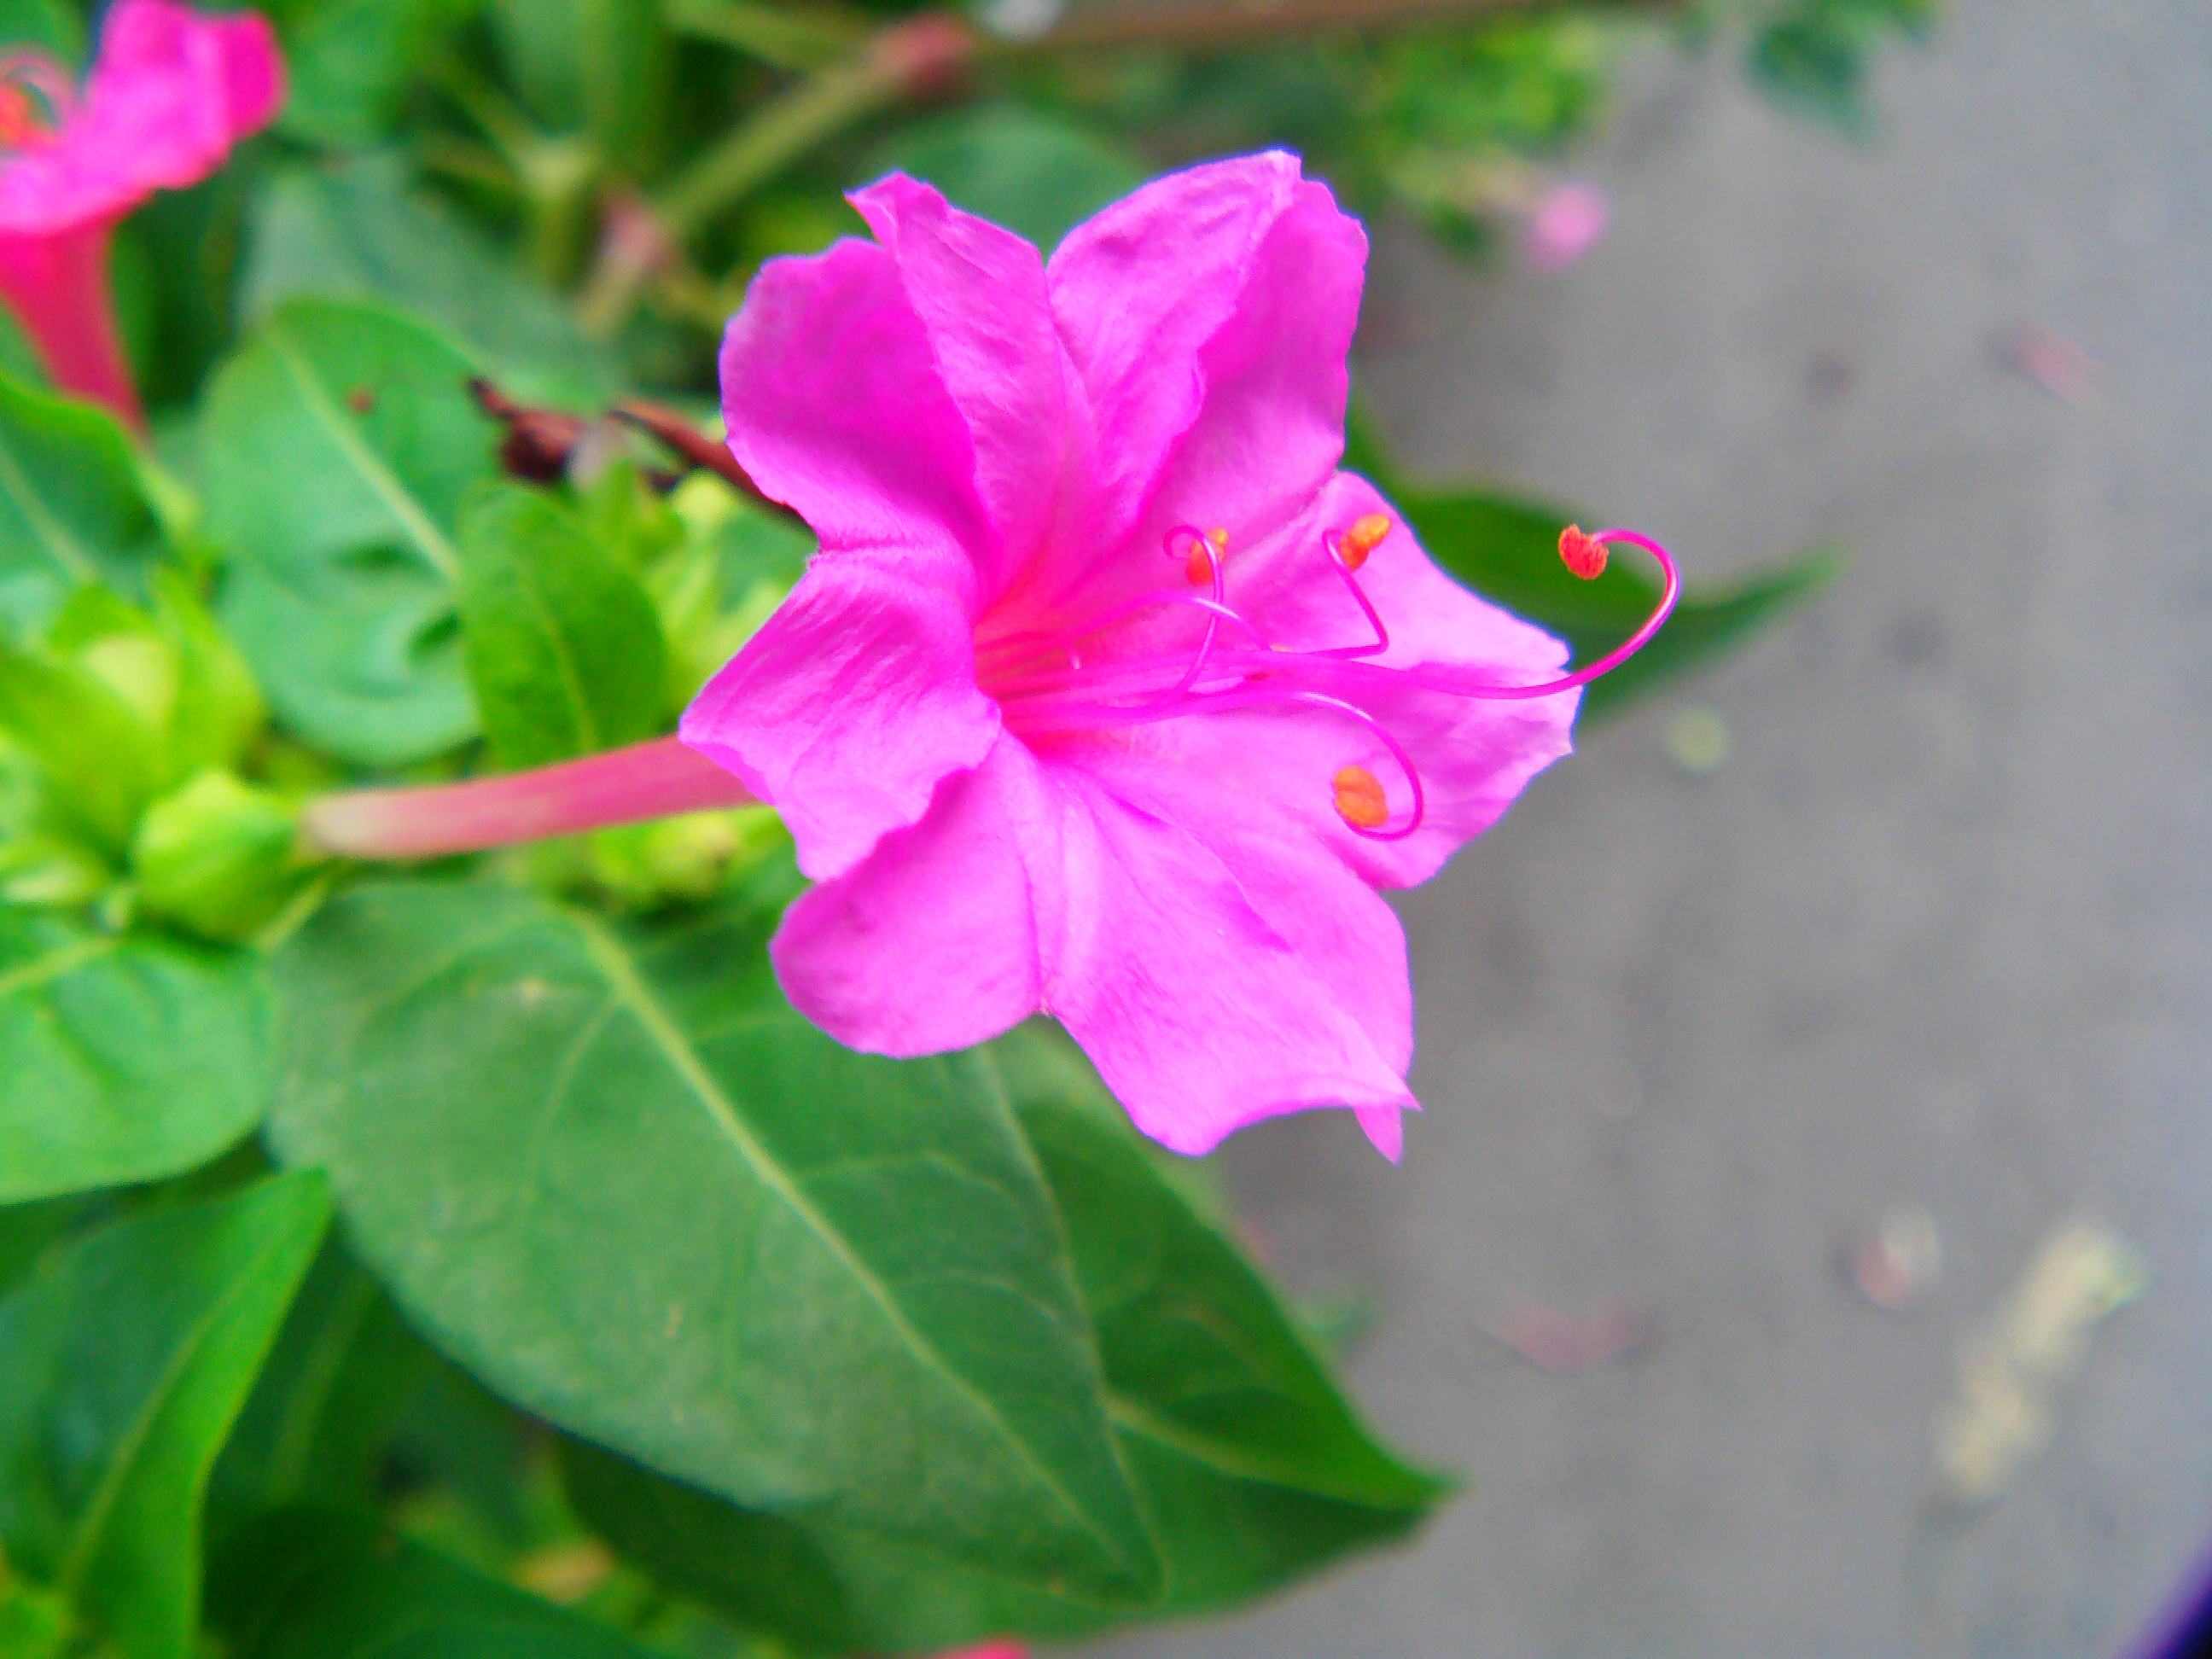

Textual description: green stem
[652,0,1638,242]
[667,0,870,69]
[655,32,932,238]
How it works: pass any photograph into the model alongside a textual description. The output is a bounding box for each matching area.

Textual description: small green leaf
[210,1243,431,1530]
[267,877,1161,1602]
[0,909,271,1203]
[207,1507,660,1659]
[1347,418,1839,720]
[0,1172,329,1659]
[457,486,667,768]
[866,104,1149,252]
[0,372,165,636]
[207,300,493,767]
[567,1030,1448,1651]
[242,156,620,406]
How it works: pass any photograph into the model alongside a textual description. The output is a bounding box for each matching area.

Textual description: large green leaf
[565,1030,1448,1653]
[0,1173,329,1659]
[266,877,1161,1602]
[241,156,619,405]
[457,486,667,768]
[0,372,164,636]
[0,910,271,1205]
[1347,420,1839,721]
[208,1507,656,1659]
[207,300,492,767]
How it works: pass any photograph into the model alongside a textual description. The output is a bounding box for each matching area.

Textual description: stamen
[1333,765,1389,830]
[1184,525,1230,586]
[982,514,1676,848]
[1339,513,1394,571]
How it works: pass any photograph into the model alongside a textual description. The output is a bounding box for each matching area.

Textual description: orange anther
[0,86,39,148]
[1559,524,1610,580]
[1332,765,1389,830]
[1185,526,1230,586]
[1340,513,1394,571]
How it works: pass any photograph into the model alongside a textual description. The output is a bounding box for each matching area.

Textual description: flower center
[0,52,75,152]
[974,516,1679,842]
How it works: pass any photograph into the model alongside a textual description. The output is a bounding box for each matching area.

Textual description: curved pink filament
[1316,528,1391,660]
[993,523,1676,845]
[0,51,76,142]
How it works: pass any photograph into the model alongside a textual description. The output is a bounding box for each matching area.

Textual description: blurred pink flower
[685,154,1670,1160]
[0,1,282,427]
[1522,179,1610,274]
[939,1646,1027,1659]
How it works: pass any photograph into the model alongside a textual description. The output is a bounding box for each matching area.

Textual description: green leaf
[566,1030,1448,1652]
[210,1243,430,1531]
[265,877,1161,1602]
[865,104,1148,252]
[0,372,165,637]
[0,910,271,1204]
[1347,419,1839,720]
[242,156,619,406]
[0,1173,329,1659]
[207,300,493,767]
[457,486,667,769]
[207,1507,661,1659]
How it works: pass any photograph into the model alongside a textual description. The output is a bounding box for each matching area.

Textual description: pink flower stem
[301,736,755,862]
[0,219,146,433]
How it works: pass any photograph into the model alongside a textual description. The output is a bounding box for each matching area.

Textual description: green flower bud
[587,808,788,908]
[131,772,307,943]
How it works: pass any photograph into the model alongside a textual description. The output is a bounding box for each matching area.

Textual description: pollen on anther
[1559,524,1610,580]
[1185,526,1230,586]
[1332,765,1389,830]
[1340,513,1394,571]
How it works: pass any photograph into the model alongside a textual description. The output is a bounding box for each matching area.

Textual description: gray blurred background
[1106,1,2212,1654]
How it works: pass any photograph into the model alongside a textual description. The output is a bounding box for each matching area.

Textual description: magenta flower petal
[690,154,1609,1158]
[719,237,994,585]
[1045,151,1365,581]
[849,174,1086,597]
[773,735,1045,1057]
[0,1,282,236]
[0,2,282,422]
[679,551,999,881]
[777,735,1416,1157]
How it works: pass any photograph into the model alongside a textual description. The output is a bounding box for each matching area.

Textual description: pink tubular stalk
[0,220,143,428]
[301,736,755,862]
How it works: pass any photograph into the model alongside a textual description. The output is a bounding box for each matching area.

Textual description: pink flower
[683,154,1670,1160]
[1522,179,1610,274]
[936,1647,1026,1659]
[0,1,282,427]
